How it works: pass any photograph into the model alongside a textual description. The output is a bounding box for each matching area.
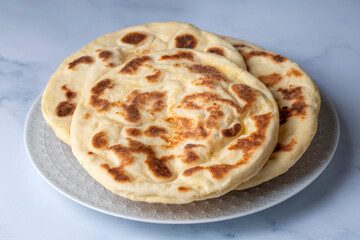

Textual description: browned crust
[257,73,283,88]
[91,131,108,149]
[278,86,308,124]
[182,166,204,176]
[182,113,272,179]
[109,139,173,179]
[119,56,151,74]
[121,90,166,123]
[160,51,194,61]
[55,101,76,117]
[241,50,286,63]
[121,32,148,45]
[205,105,224,129]
[206,47,225,56]
[145,69,161,83]
[55,85,78,117]
[274,138,297,152]
[144,126,167,137]
[181,92,242,113]
[98,50,112,61]
[207,164,234,179]
[101,164,130,182]
[221,123,242,138]
[89,79,114,112]
[126,128,142,137]
[180,144,204,164]
[286,68,303,78]
[175,34,198,49]
[229,112,273,160]
[187,64,226,89]
[68,56,94,69]
[177,186,191,192]
[230,84,258,111]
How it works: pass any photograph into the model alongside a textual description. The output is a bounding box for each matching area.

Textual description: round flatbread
[41,22,247,144]
[223,36,321,190]
[70,49,279,203]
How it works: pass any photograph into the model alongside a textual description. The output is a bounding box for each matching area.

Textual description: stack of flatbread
[41,22,320,204]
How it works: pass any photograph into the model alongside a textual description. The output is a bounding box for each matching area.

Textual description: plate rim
[24,92,340,224]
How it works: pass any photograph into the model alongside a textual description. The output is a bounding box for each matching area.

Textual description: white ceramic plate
[24,92,339,224]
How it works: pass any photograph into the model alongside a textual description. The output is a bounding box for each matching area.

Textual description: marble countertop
[1,0,360,239]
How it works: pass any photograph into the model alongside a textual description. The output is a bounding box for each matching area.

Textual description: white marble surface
[1,0,359,239]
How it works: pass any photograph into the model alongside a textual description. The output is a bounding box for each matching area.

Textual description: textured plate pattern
[24,92,339,224]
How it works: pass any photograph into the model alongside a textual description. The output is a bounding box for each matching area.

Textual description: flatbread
[223,36,321,190]
[70,49,279,203]
[41,22,246,144]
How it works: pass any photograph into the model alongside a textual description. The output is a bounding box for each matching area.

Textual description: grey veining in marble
[1,0,360,239]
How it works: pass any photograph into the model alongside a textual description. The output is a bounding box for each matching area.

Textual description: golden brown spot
[145,69,161,83]
[242,50,286,63]
[182,166,204,176]
[183,161,248,179]
[56,85,78,117]
[221,123,242,137]
[144,126,167,137]
[68,56,94,69]
[278,86,307,124]
[166,117,193,129]
[182,92,242,113]
[101,164,130,182]
[121,32,147,45]
[119,56,151,74]
[91,79,114,95]
[126,128,142,137]
[128,139,174,178]
[122,104,140,122]
[88,152,94,155]
[286,68,303,78]
[173,63,180,67]
[106,143,136,183]
[83,113,91,119]
[89,79,114,112]
[109,144,134,165]
[98,50,112,62]
[147,155,174,178]
[178,186,191,192]
[229,113,273,160]
[180,144,203,164]
[61,85,77,100]
[160,51,194,61]
[207,47,225,56]
[167,118,208,143]
[274,138,297,152]
[233,43,250,48]
[122,90,166,122]
[56,101,76,117]
[257,73,283,88]
[187,64,226,89]
[205,106,224,129]
[273,55,286,62]
[231,84,258,111]
[110,139,173,179]
[175,34,198,49]
[206,164,234,179]
[165,117,209,148]
[91,131,108,149]
[90,96,111,112]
